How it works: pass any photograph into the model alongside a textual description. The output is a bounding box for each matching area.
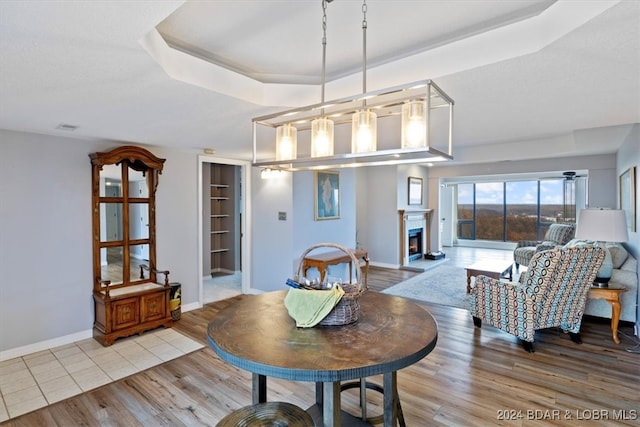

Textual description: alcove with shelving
[203,163,240,276]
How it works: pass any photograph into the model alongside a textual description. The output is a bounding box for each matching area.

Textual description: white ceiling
[0,0,638,164]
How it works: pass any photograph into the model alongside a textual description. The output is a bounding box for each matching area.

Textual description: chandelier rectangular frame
[252,79,454,171]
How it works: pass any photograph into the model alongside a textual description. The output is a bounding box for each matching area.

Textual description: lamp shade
[351,110,377,153]
[576,208,629,242]
[311,117,334,158]
[275,124,297,161]
[401,100,427,148]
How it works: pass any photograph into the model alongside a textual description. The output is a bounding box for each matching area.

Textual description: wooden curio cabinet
[90,146,172,346]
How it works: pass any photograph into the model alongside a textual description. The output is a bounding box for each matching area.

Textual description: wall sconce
[260,168,285,180]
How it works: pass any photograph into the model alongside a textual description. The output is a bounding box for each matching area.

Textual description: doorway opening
[198,156,251,305]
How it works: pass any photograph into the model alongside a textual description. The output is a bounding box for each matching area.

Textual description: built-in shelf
[208,165,236,275]
[211,248,230,253]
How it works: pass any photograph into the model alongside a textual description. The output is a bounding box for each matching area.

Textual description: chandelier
[252,0,454,172]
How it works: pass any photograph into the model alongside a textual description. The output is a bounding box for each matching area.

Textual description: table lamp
[575,208,629,286]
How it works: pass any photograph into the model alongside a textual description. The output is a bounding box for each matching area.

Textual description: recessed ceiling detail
[141,1,620,109]
[155,0,558,85]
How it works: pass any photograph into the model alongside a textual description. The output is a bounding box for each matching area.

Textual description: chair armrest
[470,275,535,341]
[516,240,540,248]
[140,264,171,286]
[535,243,558,253]
[469,275,528,317]
[472,275,524,297]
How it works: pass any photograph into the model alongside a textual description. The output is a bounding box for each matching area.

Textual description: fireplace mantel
[399,209,433,266]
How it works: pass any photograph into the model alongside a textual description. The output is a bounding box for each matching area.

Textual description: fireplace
[399,209,432,266]
[408,228,423,262]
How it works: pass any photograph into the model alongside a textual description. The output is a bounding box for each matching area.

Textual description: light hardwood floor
[4,247,639,426]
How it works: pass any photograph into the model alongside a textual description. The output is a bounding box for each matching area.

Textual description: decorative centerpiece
[284,243,365,327]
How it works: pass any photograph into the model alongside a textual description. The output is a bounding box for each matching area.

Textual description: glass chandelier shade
[275,124,297,161]
[311,117,334,157]
[351,109,377,153]
[401,100,427,148]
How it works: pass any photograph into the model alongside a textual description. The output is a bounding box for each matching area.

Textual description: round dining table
[207,290,438,426]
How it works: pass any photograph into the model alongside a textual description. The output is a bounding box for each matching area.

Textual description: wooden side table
[302,248,369,288]
[465,260,513,293]
[588,285,627,344]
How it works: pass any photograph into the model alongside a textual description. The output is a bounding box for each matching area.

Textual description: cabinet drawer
[112,297,140,330]
[141,292,166,322]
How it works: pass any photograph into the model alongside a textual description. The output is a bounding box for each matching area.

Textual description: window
[506,181,538,241]
[457,183,474,239]
[475,182,504,241]
[456,178,569,243]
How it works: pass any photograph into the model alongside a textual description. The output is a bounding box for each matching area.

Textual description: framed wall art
[619,166,636,232]
[408,177,423,205]
[315,170,340,220]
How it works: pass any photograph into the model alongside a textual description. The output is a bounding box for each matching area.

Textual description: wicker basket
[294,243,366,326]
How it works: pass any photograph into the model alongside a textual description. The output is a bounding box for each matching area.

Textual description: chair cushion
[536,241,559,252]
[606,242,629,269]
[544,223,575,245]
[514,246,536,266]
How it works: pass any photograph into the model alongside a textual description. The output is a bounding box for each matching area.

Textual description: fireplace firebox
[408,228,423,262]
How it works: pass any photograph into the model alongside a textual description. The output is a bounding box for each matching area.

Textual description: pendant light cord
[362,0,367,96]
[321,0,328,105]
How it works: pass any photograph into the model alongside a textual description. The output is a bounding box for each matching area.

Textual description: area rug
[382,263,469,309]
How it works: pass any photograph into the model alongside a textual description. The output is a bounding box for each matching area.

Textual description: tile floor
[204,271,242,303]
[0,328,204,422]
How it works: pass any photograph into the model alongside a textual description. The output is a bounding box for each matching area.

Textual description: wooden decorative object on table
[294,243,366,326]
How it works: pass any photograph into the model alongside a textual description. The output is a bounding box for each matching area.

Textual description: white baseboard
[1,329,93,362]
[369,261,400,269]
[182,301,202,312]
[2,301,205,362]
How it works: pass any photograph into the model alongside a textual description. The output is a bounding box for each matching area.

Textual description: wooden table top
[207,290,438,383]
[466,259,513,274]
[303,248,368,263]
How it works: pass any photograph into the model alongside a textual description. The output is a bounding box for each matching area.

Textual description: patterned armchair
[470,246,605,352]
[513,223,575,270]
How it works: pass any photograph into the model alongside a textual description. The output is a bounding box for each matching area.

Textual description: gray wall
[249,168,357,291]
[249,169,294,292]
[615,124,640,332]
[355,165,400,266]
[1,131,94,351]
[0,130,202,353]
[2,123,637,355]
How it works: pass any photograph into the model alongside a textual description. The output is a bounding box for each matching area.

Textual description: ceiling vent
[56,123,78,131]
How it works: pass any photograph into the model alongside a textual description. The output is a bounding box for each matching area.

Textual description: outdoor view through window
[457,179,572,242]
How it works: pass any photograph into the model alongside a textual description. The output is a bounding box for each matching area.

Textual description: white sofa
[584,242,638,323]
